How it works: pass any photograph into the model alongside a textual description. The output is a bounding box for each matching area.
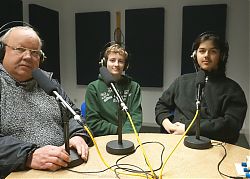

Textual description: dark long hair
[191,32,229,74]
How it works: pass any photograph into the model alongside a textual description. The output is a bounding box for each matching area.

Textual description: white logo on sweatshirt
[101,88,130,103]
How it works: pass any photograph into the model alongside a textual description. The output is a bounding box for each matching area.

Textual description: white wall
[22,0,249,142]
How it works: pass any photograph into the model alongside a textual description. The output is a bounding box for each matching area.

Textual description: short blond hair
[104,43,128,60]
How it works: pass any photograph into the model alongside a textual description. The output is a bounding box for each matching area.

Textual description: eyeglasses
[5,44,44,59]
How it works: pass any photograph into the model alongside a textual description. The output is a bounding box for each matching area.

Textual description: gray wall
[22,0,250,143]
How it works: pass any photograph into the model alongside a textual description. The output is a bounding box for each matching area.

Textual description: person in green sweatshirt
[85,43,142,137]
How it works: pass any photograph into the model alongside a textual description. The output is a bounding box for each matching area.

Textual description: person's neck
[112,74,122,81]
[203,69,225,78]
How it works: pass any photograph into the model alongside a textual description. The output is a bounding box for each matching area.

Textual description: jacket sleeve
[85,83,118,136]
[155,79,177,126]
[0,79,38,177]
[0,134,38,178]
[52,79,92,145]
[122,82,142,133]
[197,83,248,144]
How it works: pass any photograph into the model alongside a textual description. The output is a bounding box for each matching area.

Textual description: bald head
[0,26,42,48]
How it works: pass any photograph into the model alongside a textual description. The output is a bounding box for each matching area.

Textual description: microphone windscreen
[195,70,206,87]
[32,68,57,96]
[99,66,115,86]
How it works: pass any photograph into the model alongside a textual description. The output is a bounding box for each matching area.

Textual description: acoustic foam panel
[125,8,164,87]
[0,0,23,35]
[29,4,60,81]
[75,11,110,85]
[181,4,227,74]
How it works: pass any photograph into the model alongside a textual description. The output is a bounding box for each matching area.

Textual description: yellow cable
[84,126,111,169]
[83,125,153,178]
[126,111,157,179]
[83,109,198,179]
[159,110,199,179]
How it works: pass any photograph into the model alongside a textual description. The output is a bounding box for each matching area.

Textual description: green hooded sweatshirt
[85,74,142,137]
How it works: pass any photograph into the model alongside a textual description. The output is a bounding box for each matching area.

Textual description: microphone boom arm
[52,90,85,167]
[52,91,83,124]
[110,83,128,112]
[196,84,202,110]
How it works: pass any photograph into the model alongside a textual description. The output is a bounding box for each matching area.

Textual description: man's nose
[204,50,209,57]
[22,49,32,58]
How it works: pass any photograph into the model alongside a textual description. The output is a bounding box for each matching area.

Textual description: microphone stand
[106,83,135,155]
[53,91,85,167]
[184,85,212,150]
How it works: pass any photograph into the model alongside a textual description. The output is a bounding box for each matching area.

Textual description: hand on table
[26,136,88,171]
[68,136,89,161]
[26,145,69,171]
[162,118,185,135]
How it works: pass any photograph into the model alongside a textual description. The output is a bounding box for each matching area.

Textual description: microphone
[32,68,85,168]
[32,68,58,96]
[99,66,128,111]
[195,70,206,110]
[99,65,116,85]
[184,70,212,150]
[32,68,79,117]
[99,66,134,155]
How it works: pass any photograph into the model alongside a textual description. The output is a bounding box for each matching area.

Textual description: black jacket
[155,72,247,144]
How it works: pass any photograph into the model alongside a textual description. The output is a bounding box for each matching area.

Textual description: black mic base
[184,136,212,150]
[106,140,135,155]
[66,149,85,168]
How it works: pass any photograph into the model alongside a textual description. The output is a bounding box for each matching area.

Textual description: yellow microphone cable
[125,111,157,179]
[83,125,155,178]
[159,110,199,179]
